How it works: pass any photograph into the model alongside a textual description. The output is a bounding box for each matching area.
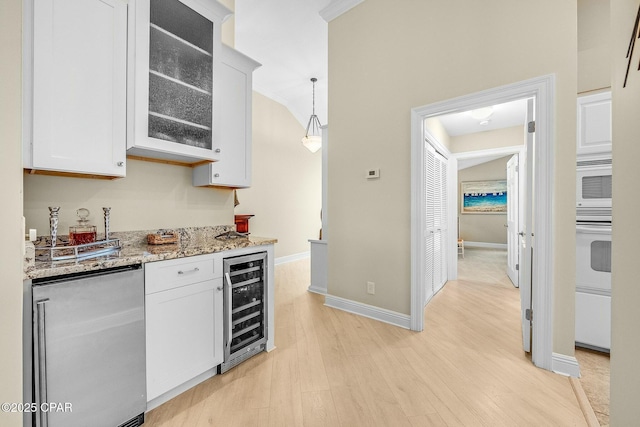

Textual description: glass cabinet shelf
[148,0,214,149]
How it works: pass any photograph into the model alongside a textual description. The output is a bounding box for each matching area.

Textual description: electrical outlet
[367,281,375,295]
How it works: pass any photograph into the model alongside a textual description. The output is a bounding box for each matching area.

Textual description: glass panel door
[227,254,266,356]
[148,0,213,148]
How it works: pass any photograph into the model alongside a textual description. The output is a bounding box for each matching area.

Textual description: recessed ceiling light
[470,106,494,121]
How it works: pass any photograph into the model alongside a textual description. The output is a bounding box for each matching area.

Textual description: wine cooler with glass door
[220,251,268,373]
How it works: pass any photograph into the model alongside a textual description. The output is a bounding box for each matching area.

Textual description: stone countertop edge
[24,226,277,281]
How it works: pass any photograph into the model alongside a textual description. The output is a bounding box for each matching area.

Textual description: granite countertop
[24,226,277,280]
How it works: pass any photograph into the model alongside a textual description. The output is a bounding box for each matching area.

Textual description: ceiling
[233,3,527,141]
[235,0,331,131]
[437,98,528,137]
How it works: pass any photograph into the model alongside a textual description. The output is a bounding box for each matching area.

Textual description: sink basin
[215,231,249,241]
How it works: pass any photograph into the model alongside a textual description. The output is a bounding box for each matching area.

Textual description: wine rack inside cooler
[221,251,267,373]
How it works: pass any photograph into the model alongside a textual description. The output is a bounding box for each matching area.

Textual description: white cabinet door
[145,277,223,401]
[193,45,260,188]
[128,0,231,164]
[25,0,127,177]
[577,92,612,156]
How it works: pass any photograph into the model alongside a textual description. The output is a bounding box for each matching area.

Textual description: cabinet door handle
[34,299,49,427]
[117,161,124,167]
[225,272,233,350]
[214,173,220,178]
[216,286,223,292]
[215,148,221,153]
[177,267,199,275]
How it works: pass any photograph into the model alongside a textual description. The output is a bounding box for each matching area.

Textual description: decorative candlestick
[49,207,60,248]
[103,207,111,240]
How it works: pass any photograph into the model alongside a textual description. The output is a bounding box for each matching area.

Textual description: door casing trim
[410,74,555,371]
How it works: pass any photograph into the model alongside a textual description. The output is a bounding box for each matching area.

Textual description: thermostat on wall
[366,169,380,179]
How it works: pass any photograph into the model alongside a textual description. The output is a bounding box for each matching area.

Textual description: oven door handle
[576,224,612,234]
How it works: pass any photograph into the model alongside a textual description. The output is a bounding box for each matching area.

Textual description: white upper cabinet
[128,0,231,164]
[24,0,128,178]
[193,45,260,188]
[577,91,612,156]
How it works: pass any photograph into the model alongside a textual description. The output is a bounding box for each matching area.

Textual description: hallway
[144,257,586,426]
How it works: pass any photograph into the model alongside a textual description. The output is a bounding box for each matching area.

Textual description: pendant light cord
[311,77,317,116]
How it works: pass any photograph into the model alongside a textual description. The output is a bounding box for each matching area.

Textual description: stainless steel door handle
[177,267,199,275]
[34,299,49,427]
[225,272,233,350]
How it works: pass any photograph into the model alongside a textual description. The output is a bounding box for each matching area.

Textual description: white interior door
[424,145,436,305]
[506,154,519,287]
[424,143,448,304]
[520,98,535,353]
[434,150,448,293]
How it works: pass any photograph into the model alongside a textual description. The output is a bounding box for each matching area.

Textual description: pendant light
[301,77,322,153]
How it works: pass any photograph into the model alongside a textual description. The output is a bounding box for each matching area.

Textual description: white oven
[576,158,612,221]
[576,223,611,291]
[575,222,611,351]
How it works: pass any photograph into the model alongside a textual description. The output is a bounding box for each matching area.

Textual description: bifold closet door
[425,144,448,304]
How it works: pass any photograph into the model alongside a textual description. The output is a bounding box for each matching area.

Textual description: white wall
[327,0,577,355]
[450,125,524,154]
[578,0,612,93]
[0,0,24,425]
[610,0,640,423]
[24,160,234,235]
[235,92,322,259]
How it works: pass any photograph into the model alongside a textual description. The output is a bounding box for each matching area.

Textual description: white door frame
[410,74,555,371]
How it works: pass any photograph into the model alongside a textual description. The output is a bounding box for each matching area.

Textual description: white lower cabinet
[145,254,223,403]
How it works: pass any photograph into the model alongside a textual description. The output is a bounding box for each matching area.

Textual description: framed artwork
[461,180,507,214]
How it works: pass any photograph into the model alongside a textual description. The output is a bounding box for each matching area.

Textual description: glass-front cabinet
[128,0,231,163]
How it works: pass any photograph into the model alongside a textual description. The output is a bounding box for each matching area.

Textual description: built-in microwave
[576,157,612,221]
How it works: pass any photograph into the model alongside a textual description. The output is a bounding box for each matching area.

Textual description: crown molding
[319,0,365,22]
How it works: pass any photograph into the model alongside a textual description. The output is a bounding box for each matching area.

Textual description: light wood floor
[575,347,609,426]
[144,253,587,426]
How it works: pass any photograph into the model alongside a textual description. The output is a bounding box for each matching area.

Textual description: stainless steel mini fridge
[220,252,268,373]
[26,265,146,427]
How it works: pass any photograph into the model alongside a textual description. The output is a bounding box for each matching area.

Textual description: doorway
[410,75,555,371]
[455,147,525,288]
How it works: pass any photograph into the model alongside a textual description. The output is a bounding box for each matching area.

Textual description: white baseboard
[146,367,217,411]
[307,285,327,295]
[275,251,310,265]
[552,352,581,378]
[324,294,411,329]
[464,241,508,250]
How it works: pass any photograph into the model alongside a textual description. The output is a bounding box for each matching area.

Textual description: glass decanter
[69,208,97,245]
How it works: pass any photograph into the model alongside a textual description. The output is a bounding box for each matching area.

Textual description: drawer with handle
[145,253,222,294]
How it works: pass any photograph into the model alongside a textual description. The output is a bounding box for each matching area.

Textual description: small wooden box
[147,233,178,245]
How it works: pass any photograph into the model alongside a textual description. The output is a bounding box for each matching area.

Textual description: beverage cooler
[221,251,268,373]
